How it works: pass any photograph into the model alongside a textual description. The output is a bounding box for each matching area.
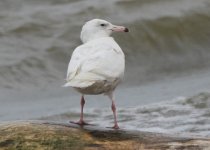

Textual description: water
[0,0,210,137]
[41,92,210,137]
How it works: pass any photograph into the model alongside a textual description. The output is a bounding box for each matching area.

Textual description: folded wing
[64,40,125,88]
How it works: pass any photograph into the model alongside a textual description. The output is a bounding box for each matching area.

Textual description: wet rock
[0,121,209,150]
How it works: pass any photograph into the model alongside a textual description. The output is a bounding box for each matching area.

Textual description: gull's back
[64,37,125,95]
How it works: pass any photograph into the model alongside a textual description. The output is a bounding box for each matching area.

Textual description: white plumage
[64,37,125,94]
[64,19,128,129]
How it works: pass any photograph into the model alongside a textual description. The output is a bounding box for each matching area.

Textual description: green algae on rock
[0,121,210,150]
[0,122,89,150]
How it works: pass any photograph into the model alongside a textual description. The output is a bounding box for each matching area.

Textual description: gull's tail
[63,80,94,88]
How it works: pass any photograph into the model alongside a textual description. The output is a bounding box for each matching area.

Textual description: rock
[0,121,209,150]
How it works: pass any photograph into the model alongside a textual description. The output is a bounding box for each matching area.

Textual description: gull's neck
[80,31,110,43]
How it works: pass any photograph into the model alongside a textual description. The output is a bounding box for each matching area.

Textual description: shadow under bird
[64,19,129,129]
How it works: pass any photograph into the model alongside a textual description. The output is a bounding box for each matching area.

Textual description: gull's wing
[64,40,125,88]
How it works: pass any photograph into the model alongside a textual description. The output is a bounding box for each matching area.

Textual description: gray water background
[0,0,210,137]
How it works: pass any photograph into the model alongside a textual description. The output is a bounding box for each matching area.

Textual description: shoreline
[0,120,210,150]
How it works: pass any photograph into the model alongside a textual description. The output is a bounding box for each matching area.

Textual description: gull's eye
[100,23,106,27]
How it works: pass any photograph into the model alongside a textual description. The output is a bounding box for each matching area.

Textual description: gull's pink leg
[70,95,89,125]
[108,93,119,129]
[111,101,119,129]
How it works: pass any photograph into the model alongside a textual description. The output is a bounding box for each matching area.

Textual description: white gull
[64,19,129,129]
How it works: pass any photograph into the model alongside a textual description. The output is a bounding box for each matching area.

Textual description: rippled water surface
[0,0,210,137]
[41,92,210,137]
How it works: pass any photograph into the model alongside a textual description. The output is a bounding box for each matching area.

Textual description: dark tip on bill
[124,28,129,32]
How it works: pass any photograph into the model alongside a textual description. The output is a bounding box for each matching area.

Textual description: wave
[41,92,210,137]
[0,0,210,89]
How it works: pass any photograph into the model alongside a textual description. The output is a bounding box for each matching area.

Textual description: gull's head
[80,19,129,43]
